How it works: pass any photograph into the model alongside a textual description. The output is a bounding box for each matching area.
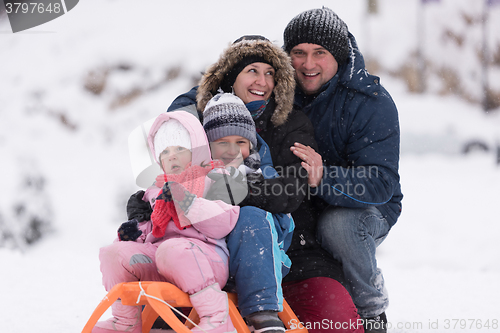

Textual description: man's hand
[290,142,323,187]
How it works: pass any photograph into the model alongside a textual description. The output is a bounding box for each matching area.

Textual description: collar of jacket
[294,71,340,111]
[253,97,277,132]
[337,32,381,96]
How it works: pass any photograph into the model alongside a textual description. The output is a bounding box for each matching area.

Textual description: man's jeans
[317,206,390,318]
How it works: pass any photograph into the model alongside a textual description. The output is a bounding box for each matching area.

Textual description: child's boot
[189,283,236,333]
[92,300,142,333]
[245,310,286,333]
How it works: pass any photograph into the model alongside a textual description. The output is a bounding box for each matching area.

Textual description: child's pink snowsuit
[99,111,239,295]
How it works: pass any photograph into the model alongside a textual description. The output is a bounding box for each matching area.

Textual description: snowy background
[1,0,500,332]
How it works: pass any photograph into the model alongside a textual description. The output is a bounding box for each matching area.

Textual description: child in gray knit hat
[203,92,294,333]
[203,92,262,177]
[201,92,263,205]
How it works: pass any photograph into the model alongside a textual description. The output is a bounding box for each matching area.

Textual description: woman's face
[210,135,251,168]
[233,62,275,104]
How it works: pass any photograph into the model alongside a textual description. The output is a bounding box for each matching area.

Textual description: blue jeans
[225,206,293,317]
[316,206,390,318]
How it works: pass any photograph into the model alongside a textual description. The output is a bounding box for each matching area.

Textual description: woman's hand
[290,142,323,187]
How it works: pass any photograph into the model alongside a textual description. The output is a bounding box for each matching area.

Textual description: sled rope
[136,281,208,333]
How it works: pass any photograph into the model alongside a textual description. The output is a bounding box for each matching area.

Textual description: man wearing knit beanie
[282,7,403,333]
[284,7,349,66]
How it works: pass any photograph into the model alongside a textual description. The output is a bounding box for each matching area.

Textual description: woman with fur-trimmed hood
[166,35,318,332]
[170,35,315,214]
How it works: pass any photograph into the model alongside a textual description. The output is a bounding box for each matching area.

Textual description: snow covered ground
[1,1,499,332]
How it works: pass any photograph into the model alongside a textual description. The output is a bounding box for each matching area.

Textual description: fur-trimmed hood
[196,38,296,127]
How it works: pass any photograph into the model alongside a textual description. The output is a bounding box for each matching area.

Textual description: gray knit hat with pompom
[203,93,257,148]
[283,7,350,65]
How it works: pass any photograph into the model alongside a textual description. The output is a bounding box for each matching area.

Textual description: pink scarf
[151,161,224,236]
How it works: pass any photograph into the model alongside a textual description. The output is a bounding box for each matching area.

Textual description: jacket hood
[338,32,381,96]
[197,38,296,127]
[147,111,212,168]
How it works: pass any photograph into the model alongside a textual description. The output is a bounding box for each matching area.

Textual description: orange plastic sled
[82,281,308,333]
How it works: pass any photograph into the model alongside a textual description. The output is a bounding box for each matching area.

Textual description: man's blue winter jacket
[294,33,403,227]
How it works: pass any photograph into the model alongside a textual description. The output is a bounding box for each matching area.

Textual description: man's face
[290,43,338,95]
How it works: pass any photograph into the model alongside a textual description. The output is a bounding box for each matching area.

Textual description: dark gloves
[156,183,173,202]
[246,172,265,184]
[206,168,249,205]
[157,181,196,213]
[126,190,153,222]
[238,176,289,214]
[117,219,143,241]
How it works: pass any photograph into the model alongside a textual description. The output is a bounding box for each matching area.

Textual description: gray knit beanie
[283,7,350,65]
[203,93,257,148]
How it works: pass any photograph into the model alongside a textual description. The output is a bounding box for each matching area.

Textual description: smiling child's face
[159,146,192,174]
[210,135,251,168]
